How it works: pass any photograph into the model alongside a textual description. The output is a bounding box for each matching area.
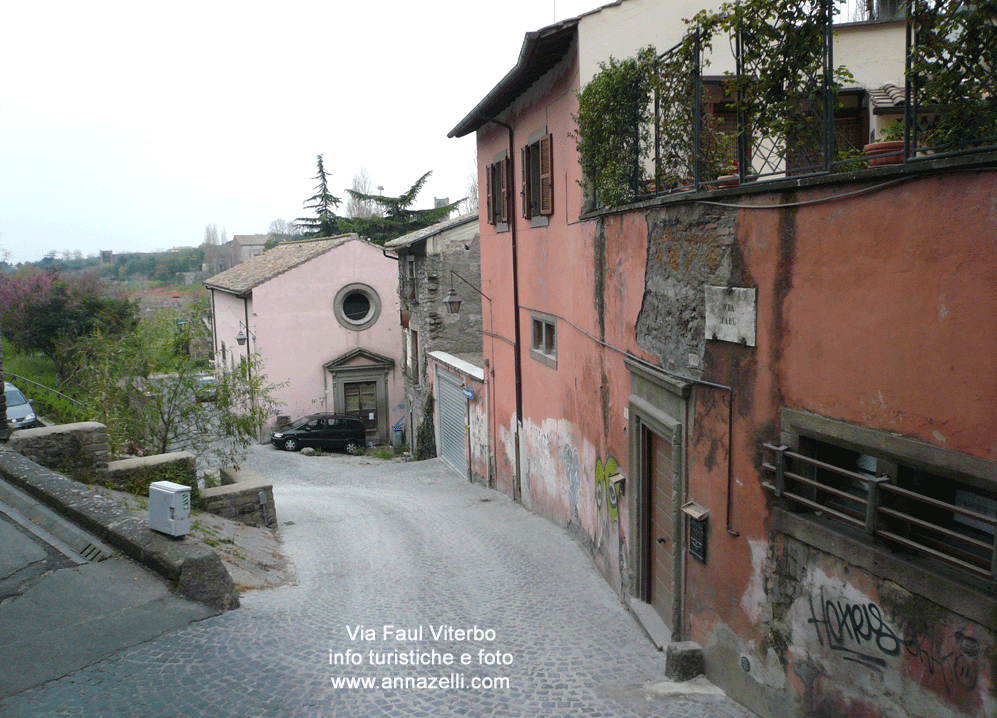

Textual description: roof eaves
[448,20,579,138]
[383,213,478,249]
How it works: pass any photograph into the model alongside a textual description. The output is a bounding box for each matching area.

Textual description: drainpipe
[484,115,523,504]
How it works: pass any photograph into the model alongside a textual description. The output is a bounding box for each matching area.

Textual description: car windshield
[288,416,318,430]
[5,386,28,407]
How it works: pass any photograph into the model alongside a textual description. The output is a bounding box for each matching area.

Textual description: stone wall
[200,466,277,528]
[104,452,197,493]
[7,422,109,478]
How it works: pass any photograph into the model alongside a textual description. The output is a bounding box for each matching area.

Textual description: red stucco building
[449,1,997,717]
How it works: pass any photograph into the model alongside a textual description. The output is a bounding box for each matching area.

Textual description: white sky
[0,0,608,265]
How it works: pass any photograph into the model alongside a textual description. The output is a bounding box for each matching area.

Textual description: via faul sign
[705,286,757,347]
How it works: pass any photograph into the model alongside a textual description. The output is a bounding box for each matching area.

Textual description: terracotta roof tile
[205,234,357,295]
[383,213,478,250]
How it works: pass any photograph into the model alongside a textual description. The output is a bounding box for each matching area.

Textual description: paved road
[0,446,756,718]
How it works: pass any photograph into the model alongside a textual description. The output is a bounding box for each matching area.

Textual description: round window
[343,291,371,321]
[334,283,381,331]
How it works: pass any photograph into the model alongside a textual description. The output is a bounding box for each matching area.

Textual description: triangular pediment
[323,347,396,371]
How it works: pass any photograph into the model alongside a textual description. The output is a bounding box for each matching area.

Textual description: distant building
[205,234,403,443]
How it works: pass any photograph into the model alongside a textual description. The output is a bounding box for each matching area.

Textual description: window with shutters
[522,127,553,227]
[484,152,510,232]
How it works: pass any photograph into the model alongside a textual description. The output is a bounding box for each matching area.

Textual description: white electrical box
[148,480,192,537]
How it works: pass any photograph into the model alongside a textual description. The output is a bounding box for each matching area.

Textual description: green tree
[341,171,463,245]
[295,154,342,237]
[78,302,285,468]
[1,269,138,378]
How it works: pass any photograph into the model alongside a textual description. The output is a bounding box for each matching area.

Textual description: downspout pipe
[483,114,523,503]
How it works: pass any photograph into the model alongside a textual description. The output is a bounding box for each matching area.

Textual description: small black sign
[689,516,708,564]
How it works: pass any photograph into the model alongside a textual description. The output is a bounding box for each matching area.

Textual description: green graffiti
[595,456,620,522]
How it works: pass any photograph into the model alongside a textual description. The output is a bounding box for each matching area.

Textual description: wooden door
[648,430,676,629]
[345,381,378,434]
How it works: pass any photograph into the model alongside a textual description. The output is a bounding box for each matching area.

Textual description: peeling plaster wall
[631,169,997,718]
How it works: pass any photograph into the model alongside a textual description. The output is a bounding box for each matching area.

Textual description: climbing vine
[573,47,656,209]
[416,393,437,461]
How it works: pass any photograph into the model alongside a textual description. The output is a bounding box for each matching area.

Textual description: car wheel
[283,438,299,452]
[343,440,360,455]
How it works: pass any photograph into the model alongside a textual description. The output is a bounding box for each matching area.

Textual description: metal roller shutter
[437,368,467,479]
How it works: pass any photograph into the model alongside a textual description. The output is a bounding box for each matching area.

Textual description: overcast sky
[0,0,608,265]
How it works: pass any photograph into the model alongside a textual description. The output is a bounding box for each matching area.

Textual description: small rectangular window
[411,329,420,383]
[529,311,557,369]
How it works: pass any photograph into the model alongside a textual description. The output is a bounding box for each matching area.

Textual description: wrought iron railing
[619,0,997,205]
[906,0,997,160]
[761,443,997,582]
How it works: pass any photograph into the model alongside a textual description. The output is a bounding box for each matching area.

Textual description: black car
[270,413,366,454]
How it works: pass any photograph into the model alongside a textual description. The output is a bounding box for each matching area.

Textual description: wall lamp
[444,269,491,315]
[235,322,256,346]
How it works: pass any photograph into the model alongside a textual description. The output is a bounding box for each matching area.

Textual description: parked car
[4,381,42,430]
[270,413,366,454]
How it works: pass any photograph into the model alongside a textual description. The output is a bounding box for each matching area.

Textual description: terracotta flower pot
[863,140,905,166]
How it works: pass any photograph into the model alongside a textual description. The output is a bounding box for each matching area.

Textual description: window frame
[529,310,557,369]
[521,127,553,227]
[484,150,511,232]
[771,408,997,607]
[334,283,382,331]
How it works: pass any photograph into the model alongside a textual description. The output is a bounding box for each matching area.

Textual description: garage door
[437,368,467,479]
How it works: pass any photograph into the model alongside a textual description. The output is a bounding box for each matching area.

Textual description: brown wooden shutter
[521,147,529,219]
[539,134,553,216]
[500,158,509,223]
[485,163,495,225]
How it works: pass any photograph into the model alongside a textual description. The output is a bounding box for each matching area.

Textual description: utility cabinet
[148,480,192,537]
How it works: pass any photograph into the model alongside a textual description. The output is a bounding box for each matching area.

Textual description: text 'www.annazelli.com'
[330,674,510,690]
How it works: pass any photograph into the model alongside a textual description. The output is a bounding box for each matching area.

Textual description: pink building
[450,2,996,718]
[206,235,403,442]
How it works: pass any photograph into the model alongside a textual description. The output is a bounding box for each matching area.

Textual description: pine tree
[341,171,464,245]
[295,155,342,238]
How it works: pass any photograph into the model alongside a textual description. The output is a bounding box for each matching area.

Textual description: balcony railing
[761,443,997,582]
[614,0,997,205]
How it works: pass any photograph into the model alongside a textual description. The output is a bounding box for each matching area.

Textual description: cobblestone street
[1,446,757,718]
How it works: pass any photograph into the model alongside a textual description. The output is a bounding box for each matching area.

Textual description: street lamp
[235,322,255,347]
[443,269,490,315]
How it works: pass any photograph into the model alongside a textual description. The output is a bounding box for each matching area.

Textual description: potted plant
[864,120,906,166]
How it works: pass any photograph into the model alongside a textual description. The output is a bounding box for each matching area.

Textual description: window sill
[774,508,996,627]
[529,349,557,370]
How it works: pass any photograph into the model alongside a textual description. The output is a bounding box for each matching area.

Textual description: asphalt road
[0,445,757,718]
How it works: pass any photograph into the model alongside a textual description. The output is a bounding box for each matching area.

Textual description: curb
[0,446,240,611]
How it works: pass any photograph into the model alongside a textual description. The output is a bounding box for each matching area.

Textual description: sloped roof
[232,234,268,246]
[205,234,357,295]
[383,213,478,250]
[870,84,905,113]
[448,1,633,138]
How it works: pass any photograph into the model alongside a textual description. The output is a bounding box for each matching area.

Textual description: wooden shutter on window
[521,147,529,219]
[499,158,509,223]
[539,134,553,216]
[485,164,495,225]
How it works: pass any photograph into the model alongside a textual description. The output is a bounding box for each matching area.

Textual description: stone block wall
[7,422,109,479]
[201,467,277,528]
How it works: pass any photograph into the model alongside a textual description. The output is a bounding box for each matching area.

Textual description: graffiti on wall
[807,587,901,670]
[595,456,620,523]
[901,623,980,695]
[561,443,580,521]
[807,587,982,696]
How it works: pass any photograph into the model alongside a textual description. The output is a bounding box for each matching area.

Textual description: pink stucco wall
[211,238,402,431]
